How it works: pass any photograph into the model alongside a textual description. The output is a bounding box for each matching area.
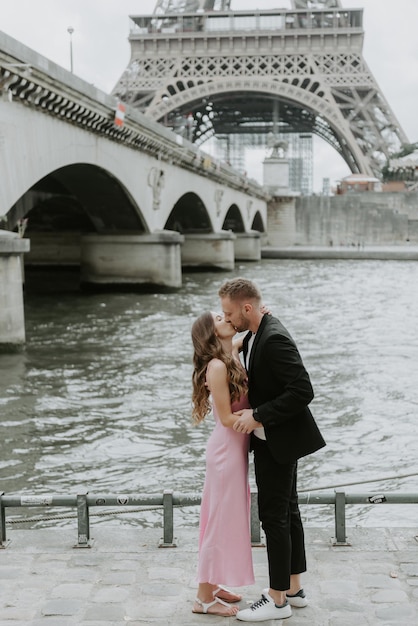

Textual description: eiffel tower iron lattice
[112,0,409,178]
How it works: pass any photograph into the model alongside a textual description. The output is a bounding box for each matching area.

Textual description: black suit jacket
[243,314,326,464]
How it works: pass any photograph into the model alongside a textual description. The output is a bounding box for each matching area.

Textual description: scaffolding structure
[209,133,313,194]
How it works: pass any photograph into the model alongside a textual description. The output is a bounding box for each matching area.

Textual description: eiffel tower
[112,0,409,179]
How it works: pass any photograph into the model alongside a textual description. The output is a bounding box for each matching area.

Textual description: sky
[1,0,417,191]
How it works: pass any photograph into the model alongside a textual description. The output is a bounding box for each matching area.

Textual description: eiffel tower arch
[112,0,409,179]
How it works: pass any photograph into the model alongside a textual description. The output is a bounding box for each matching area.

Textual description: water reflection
[1,259,417,529]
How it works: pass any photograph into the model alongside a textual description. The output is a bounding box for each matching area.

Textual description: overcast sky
[1,0,417,191]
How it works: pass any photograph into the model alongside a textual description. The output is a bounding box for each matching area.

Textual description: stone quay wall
[292,192,418,247]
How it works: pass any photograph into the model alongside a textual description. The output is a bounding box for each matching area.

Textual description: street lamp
[67,27,74,73]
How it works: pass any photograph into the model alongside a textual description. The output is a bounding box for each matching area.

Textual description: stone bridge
[0,31,268,347]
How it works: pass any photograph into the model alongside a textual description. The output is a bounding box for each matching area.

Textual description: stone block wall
[291,192,418,246]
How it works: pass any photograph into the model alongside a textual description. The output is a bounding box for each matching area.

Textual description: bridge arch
[251,211,265,232]
[8,163,147,236]
[222,203,245,233]
[164,192,212,233]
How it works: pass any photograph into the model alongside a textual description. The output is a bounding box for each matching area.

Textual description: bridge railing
[1,489,417,549]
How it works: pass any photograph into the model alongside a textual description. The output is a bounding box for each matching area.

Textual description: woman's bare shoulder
[207,358,227,373]
[206,358,228,393]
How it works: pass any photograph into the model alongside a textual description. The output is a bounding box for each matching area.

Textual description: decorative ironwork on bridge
[112,0,409,182]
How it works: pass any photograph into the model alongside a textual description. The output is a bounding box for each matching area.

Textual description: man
[218,277,326,622]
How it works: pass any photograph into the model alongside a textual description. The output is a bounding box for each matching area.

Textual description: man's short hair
[218,277,261,302]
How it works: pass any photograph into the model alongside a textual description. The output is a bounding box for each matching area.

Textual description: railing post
[75,492,92,548]
[333,490,350,546]
[0,493,7,547]
[160,489,176,547]
[250,489,264,546]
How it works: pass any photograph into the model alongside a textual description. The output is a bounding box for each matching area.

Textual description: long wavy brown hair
[191,311,247,424]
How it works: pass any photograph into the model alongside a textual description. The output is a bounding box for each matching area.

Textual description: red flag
[114,102,125,127]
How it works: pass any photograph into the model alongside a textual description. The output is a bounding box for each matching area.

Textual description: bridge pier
[266,196,298,246]
[234,231,261,261]
[0,231,30,350]
[181,232,236,271]
[80,231,184,290]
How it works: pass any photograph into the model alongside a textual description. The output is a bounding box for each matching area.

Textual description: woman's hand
[260,304,272,316]
[233,409,261,434]
[232,335,244,355]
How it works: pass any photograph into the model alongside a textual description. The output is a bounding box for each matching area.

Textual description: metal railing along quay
[1,489,417,549]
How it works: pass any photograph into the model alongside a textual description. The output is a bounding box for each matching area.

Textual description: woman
[191,311,254,617]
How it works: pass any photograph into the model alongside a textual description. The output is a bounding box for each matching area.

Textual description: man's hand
[233,409,262,434]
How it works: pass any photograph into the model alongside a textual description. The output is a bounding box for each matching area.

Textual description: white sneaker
[236,591,292,622]
[263,586,308,608]
[286,588,308,607]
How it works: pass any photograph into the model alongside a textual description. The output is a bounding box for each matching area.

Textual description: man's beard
[233,316,249,333]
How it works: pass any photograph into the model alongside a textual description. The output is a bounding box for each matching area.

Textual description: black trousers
[252,435,307,591]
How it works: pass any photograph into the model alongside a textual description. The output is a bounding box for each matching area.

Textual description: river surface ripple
[1,259,417,529]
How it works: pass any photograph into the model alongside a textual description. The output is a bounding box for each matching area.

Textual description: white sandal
[192,596,237,616]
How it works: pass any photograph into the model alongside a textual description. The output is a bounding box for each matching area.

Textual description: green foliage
[381,142,418,181]
[393,142,418,158]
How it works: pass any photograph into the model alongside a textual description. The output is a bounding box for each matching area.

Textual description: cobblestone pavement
[0,526,417,625]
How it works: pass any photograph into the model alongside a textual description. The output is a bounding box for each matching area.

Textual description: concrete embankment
[262,245,418,260]
[0,526,417,625]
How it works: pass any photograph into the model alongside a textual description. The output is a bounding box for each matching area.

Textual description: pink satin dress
[196,393,255,586]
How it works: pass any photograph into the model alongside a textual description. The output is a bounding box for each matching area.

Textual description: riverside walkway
[0,526,417,625]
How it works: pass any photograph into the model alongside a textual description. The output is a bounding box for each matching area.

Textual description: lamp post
[67,27,74,73]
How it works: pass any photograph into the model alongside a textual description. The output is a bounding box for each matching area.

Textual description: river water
[1,259,417,530]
